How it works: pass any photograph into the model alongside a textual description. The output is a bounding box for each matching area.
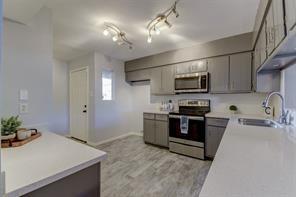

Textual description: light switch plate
[20,89,29,101]
[19,103,29,114]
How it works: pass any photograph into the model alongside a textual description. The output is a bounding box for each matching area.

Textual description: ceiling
[21,0,261,61]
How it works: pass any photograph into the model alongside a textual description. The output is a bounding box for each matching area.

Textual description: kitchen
[1,0,296,196]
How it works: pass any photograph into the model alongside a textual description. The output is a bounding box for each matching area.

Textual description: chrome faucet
[262,92,289,125]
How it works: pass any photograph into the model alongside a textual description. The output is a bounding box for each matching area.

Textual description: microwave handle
[169,115,204,121]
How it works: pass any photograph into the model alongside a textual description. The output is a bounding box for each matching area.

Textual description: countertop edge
[6,153,107,197]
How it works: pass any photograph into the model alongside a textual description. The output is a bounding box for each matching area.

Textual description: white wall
[281,64,296,125]
[51,59,69,135]
[2,7,53,130]
[68,52,134,144]
[92,52,133,143]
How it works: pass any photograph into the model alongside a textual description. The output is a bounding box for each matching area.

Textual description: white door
[70,68,88,141]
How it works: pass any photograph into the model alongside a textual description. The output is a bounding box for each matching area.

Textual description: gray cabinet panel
[125,69,151,82]
[144,119,155,144]
[272,0,285,48]
[161,65,175,95]
[206,125,226,158]
[208,56,229,93]
[285,0,296,31]
[150,67,162,95]
[266,4,275,56]
[229,52,252,92]
[259,24,267,65]
[155,120,168,147]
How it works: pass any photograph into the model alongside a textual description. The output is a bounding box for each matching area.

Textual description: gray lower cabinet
[229,52,252,92]
[143,119,155,144]
[207,56,230,93]
[206,118,229,159]
[143,113,169,147]
[155,120,169,147]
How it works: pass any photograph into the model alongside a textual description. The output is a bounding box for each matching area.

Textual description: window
[102,69,113,101]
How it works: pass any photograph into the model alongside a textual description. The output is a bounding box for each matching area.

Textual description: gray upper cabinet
[125,69,151,82]
[259,24,267,65]
[150,67,163,95]
[229,52,252,92]
[266,4,275,56]
[208,56,229,93]
[272,0,285,48]
[151,65,175,95]
[161,65,175,95]
[285,0,296,31]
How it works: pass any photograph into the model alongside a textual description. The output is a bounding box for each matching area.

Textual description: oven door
[169,115,205,143]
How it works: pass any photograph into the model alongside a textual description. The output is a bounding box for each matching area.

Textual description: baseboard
[87,132,143,147]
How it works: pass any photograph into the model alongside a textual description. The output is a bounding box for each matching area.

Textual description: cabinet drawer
[155,114,168,121]
[143,113,155,120]
[169,142,204,159]
[207,118,229,127]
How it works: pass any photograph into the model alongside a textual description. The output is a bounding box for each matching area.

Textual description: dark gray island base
[23,163,101,197]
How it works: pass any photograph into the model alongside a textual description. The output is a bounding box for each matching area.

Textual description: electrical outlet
[19,103,29,114]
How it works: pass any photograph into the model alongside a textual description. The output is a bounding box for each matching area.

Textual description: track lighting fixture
[103,23,133,49]
[147,0,180,43]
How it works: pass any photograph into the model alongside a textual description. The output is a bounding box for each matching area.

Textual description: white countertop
[1,131,107,197]
[205,111,268,119]
[200,115,296,197]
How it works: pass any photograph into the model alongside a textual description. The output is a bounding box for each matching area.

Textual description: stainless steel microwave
[174,72,209,93]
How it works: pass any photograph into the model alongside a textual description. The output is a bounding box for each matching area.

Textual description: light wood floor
[97,135,211,197]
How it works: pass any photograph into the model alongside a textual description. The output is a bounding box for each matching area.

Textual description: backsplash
[131,82,268,116]
[152,93,268,115]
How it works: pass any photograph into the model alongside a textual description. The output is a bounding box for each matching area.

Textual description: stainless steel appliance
[169,99,210,159]
[174,72,209,93]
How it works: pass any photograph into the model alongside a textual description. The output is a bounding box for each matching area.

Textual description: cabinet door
[229,52,252,92]
[155,120,168,147]
[206,126,226,158]
[144,119,155,144]
[272,0,285,48]
[208,56,229,93]
[258,24,267,65]
[150,67,162,95]
[125,69,151,82]
[285,0,296,31]
[266,4,275,56]
[190,60,208,73]
[161,65,175,95]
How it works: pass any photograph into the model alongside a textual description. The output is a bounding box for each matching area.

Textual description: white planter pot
[1,133,16,140]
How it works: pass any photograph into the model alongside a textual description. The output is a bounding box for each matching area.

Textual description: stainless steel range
[169,99,210,159]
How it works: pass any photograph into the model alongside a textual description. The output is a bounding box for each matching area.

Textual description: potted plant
[1,116,22,140]
[229,105,238,115]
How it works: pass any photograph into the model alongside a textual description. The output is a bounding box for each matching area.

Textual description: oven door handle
[169,115,204,121]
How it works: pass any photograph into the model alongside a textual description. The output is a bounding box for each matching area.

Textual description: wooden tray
[1,132,42,148]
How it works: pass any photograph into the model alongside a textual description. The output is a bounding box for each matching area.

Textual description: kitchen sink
[238,118,282,128]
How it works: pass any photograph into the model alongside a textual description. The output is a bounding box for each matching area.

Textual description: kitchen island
[1,131,107,197]
[200,113,296,197]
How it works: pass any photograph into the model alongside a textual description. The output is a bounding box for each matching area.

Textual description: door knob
[83,110,87,113]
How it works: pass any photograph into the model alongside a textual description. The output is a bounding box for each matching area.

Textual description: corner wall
[2,7,53,130]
